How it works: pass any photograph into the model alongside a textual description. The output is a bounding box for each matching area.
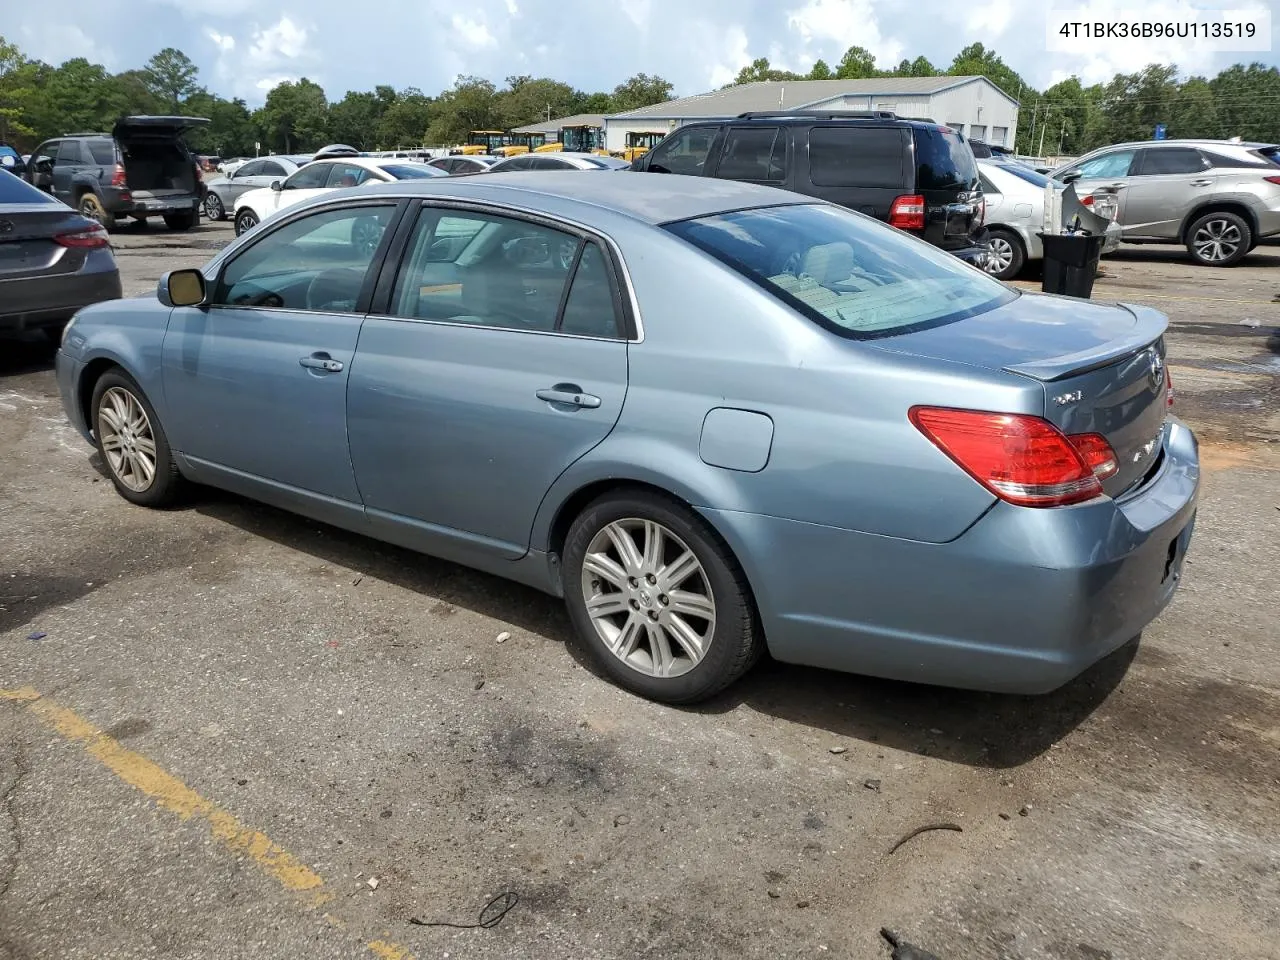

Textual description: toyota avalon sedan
[54,172,1199,704]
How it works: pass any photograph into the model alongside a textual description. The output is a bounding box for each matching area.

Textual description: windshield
[0,168,59,204]
[381,163,446,179]
[665,203,1015,339]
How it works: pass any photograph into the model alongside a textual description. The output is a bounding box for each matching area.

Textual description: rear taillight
[110,164,127,187]
[1263,175,1280,185]
[909,407,1111,508]
[1080,194,1094,206]
[888,194,925,230]
[54,226,110,249]
[1165,366,1174,408]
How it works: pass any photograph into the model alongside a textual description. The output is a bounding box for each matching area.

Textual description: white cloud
[504,0,519,15]
[17,22,104,67]
[248,16,309,63]
[786,0,902,68]
[705,25,751,88]
[205,28,235,52]
[451,14,498,48]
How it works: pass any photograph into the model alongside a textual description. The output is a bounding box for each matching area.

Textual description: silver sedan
[202,155,312,221]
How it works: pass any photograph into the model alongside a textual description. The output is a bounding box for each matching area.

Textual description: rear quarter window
[914,126,979,191]
[808,127,905,188]
[88,140,117,165]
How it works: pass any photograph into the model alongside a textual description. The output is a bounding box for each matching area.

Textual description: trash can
[1038,231,1107,299]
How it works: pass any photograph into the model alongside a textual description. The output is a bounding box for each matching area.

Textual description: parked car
[629,111,990,267]
[0,144,27,178]
[1048,139,1280,266]
[427,155,501,175]
[976,159,1122,279]
[25,116,210,231]
[55,172,1198,705]
[219,157,252,176]
[203,155,312,221]
[487,152,631,172]
[0,169,122,341]
[232,157,447,235]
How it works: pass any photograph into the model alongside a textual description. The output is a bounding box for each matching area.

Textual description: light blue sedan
[55,173,1199,704]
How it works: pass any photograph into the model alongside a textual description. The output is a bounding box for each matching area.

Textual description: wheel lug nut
[646,574,656,585]
[659,595,669,605]
[647,610,659,621]
[630,599,639,609]
[628,577,638,587]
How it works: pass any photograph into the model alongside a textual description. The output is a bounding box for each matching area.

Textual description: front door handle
[299,353,344,372]
[536,385,601,408]
[1189,179,1213,187]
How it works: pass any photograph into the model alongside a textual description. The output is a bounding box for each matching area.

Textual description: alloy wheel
[98,386,158,492]
[1191,218,1242,263]
[204,193,224,220]
[580,518,716,678]
[235,211,258,236]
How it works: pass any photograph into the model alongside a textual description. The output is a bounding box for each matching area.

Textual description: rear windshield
[992,162,1053,187]
[1254,146,1280,166]
[380,163,445,179]
[914,126,979,191]
[0,168,59,204]
[665,203,1014,339]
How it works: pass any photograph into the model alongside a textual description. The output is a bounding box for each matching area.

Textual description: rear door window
[259,160,287,177]
[88,140,116,165]
[1134,148,1208,175]
[808,127,905,188]
[55,141,85,165]
[643,126,719,175]
[715,127,785,181]
[913,126,978,190]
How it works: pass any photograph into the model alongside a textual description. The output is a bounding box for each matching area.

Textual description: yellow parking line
[1,686,414,960]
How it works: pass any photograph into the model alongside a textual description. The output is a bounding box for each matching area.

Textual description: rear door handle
[536,385,601,408]
[299,353,344,372]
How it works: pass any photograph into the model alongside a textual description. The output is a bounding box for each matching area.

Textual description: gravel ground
[1,219,1277,960]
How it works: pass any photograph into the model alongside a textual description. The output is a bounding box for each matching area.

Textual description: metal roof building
[602,76,1020,153]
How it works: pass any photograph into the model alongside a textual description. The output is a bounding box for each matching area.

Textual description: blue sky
[2,0,1276,104]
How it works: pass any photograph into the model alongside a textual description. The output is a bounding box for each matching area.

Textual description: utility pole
[1038,119,1046,159]
[1027,100,1038,158]
[1057,119,1066,156]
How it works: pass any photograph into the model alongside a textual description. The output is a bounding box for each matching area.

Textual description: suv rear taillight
[888,195,925,230]
[1165,366,1174,408]
[909,407,1115,507]
[1264,175,1280,185]
[1080,194,1094,206]
[54,225,111,249]
[110,164,127,187]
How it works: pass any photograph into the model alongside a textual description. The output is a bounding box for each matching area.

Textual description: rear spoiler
[1002,302,1168,381]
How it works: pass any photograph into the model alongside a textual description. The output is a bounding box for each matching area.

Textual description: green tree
[498,76,579,127]
[259,78,329,152]
[947,42,1025,101]
[0,36,39,144]
[1170,76,1220,139]
[425,75,499,145]
[184,91,256,156]
[572,90,613,114]
[328,91,382,149]
[376,88,434,147]
[1095,64,1179,145]
[834,45,878,80]
[143,47,200,110]
[896,56,936,77]
[1210,63,1280,142]
[731,57,802,85]
[808,59,832,81]
[610,73,673,112]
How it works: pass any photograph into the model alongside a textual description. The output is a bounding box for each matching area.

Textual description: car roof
[347,171,809,225]
[1083,138,1277,151]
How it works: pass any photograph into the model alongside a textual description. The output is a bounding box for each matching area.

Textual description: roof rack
[63,132,111,138]
[735,110,899,120]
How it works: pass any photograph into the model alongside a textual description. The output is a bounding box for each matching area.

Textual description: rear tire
[1185,211,1251,267]
[90,369,184,508]
[562,489,763,704]
[78,192,116,231]
[203,193,225,221]
[983,228,1026,281]
[163,210,197,231]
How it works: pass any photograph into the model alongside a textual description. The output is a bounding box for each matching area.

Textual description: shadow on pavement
[188,486,1128,771]
[0,332,57,378]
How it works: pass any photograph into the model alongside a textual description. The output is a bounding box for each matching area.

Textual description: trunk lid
[870,293,1171,497]
[0,205,96,278]
[113,115,210,141]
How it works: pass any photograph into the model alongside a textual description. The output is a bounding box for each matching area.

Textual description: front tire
[1186,211,1251,267]
[235,209,259,236]
[562,489,762,704]
[90,369,183,508]
[983,228,1026,281]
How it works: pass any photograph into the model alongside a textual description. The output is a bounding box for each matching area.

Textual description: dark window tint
[531,157,569,170]
[260,160,286,177]
[380,163,444,179]
[497,155,536,171]
[967,139,993,158]
[716,127,784,181]
[993,162,1052,187]
[1202,149,1272,169]
[978,172,999,195]
[0,169,59,203]
[644,126,717,175]
[1255,146,1280,167]
[1137,148,1207,175]
[88,140,116,165]
[236,160,263,177]
[913,126,977,190]
[283,163,332,189]
[809,127,905,188]
[55,141,84,164]
[559,242,621,337]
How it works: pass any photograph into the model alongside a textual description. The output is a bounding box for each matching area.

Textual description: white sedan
[233,158,447,236]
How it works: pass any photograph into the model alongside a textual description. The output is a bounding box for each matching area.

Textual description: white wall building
[603,76,1019,153]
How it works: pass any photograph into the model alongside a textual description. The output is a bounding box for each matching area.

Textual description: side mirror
[158,269,207,308]
[1060,170,1082,184]
[270,180,283,192]
[0,156,13,168]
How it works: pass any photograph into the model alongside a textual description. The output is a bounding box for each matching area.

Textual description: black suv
[26,116,210,231]
[629,111,989,264]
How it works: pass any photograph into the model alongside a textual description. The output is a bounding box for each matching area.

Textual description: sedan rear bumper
[704,417,1199,694]
[0,269,123,332]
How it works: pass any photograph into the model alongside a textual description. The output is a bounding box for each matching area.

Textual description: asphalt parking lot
[2,218,1278,960]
